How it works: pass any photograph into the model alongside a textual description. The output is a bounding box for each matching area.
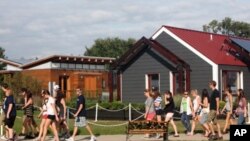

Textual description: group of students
[144,80,248,140]
[0,83,97,141]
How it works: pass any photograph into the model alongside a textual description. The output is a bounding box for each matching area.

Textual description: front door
[59,75,69,96]
[84,76,97,98]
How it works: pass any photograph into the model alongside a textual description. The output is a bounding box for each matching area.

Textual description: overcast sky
[0,0,250,59]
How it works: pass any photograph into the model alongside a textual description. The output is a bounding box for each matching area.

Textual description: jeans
[181,112,191,132]
[238,113,245,125]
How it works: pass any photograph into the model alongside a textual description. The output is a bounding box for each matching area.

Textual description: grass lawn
[11,110,228,135]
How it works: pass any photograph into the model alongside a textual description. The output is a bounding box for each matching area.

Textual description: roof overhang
[21,55,116,69]
[0,58,22,68]
[113,37,190,72]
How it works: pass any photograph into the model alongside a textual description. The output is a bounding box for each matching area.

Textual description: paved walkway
[8,133,229,141]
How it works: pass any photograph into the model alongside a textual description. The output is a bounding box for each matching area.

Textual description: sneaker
[90,136,96,141]
[65,137,74,141]
[0,136,8,140]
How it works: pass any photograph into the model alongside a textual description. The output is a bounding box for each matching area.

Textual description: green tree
[3,72,42,105]
[84,37,136,58]
[0,47,6,70]
[203,17,250,38]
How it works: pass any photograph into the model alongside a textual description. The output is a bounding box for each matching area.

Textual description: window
[174,70,186,94]
[146,74,160,91]
[96,65,105,70]
[83,64,89,69]
[222,70,242,94]
[68,64,75,69]
[61,63,68,69]
[90,64,96,70]
[76,64,83,69]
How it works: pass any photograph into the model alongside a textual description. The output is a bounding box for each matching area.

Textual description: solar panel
[230,37,250,52]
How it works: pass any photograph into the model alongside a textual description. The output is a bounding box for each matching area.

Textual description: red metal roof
[163,26,246,66]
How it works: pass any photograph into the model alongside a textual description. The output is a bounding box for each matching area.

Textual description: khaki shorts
[208,110,217,124]
[75,116,87,127]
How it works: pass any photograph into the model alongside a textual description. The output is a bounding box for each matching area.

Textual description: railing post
[67,107,69,124]
[129,103,131,121]
[95,103,98,122]
[0,108,3,136]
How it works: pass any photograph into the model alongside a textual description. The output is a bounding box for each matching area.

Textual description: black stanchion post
[163,122,169,141]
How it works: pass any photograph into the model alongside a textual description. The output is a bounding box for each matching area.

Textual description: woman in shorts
[221,88,233,133]
[41,90,59,141]
[190,89,201,135]
[164,90,179,137]
[34,89,49,141]
[198,89,211,137]
[144,89,155,138]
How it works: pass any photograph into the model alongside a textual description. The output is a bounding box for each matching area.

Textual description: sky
[0,0,250,59]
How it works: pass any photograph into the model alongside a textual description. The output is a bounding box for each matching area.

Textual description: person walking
[164,90,179,137]
[22,90,39,139]
[236,89,247,125]
[66,88,96,141]
[41,90,59,141]
[34,89,49,141]
[180,91,193,135]
[1,83,17,141]
[153,90,163,139]
[207,80,222,140]
[199,89,211,137]
[221,87,233,133]
[54,85,70,139]
[190,89,201,135]
[143,89,155,138]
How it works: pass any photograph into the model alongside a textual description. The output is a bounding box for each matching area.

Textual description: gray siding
[155,32,213,93]
[219,65,250,100]
[122,48,171,103]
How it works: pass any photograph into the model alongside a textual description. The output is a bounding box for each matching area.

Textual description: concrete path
[6,133,229,141]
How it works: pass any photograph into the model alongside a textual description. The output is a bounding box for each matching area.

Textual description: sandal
[173,134,179,137]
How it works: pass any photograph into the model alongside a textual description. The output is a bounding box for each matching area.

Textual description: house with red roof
[114,25,250,102]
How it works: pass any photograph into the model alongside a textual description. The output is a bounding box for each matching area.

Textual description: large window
[222,70,242,94]
[146,74,160,91]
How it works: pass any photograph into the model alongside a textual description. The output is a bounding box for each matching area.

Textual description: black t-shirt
[76,95,86,117]
[3,95,16,116]
[210,89,220,110]
[164,97,175,113]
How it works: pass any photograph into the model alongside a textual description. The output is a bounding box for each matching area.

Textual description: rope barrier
[98,105,129,112]
[131,114,145,121]
[130,106,144,115]
[87,121,128,127]
[1,102,183,130]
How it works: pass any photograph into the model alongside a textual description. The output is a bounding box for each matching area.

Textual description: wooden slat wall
[21,69,110,100]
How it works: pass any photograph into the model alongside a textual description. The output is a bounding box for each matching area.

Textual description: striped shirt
[154,96,162,110]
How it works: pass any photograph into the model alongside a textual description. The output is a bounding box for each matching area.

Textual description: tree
[3,72,42,105]
[203,17,250,38]
[0,47,6,70]
[84,37,136,58]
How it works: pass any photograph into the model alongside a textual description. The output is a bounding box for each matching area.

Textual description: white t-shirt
[46,97,56,115]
